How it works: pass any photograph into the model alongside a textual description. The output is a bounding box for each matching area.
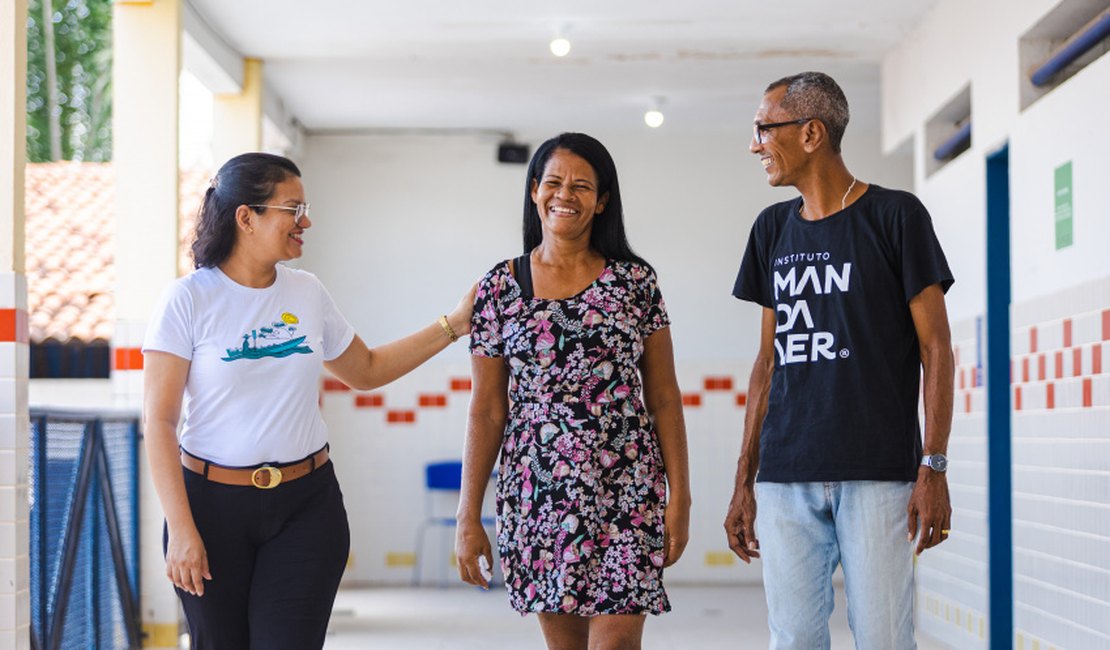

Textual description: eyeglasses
[248,203,311,226]
[753,118,817,144]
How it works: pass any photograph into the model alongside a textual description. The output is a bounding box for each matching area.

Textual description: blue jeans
[756,481,916,650]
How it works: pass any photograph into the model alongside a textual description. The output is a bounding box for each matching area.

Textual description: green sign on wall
[1055,161,1073,250]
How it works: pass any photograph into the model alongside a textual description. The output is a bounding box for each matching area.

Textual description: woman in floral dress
[456,132,691,649]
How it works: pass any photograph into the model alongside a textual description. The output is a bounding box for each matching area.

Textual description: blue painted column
[985,144,1012,649]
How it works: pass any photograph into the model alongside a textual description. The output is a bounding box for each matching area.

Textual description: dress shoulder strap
[513,254,534,300]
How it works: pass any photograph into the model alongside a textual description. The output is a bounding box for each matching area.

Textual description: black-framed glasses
[248,203,311,226]
[753,117,817,144]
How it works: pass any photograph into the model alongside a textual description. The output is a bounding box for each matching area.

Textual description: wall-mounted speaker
[497,142,530,164]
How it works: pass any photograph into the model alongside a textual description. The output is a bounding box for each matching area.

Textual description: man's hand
[907,468,952,554]
[724,484,760,563]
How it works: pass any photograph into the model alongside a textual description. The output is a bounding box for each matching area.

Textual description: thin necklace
[800,177,859,219]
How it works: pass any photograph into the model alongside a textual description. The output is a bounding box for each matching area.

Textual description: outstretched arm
[325,285,475,391]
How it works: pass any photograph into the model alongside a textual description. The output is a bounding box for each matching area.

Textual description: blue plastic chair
[412,460,496,586]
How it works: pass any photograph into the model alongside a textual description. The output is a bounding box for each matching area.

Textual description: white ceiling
[186,0,938,137]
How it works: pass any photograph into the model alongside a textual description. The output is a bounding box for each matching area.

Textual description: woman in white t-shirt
[142,152,473,649]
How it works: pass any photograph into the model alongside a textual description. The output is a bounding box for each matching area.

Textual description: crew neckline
[791,183,877,226]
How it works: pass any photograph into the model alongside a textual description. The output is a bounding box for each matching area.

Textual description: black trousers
[164,459,350,650]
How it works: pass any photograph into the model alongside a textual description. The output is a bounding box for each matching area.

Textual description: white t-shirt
[142,265,355,466]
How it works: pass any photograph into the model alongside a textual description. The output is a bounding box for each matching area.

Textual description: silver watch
[921,454,948,473]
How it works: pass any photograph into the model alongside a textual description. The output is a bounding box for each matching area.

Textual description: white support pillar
[112,0,182,646]
[0,1,30,648]
[212,58,263,164]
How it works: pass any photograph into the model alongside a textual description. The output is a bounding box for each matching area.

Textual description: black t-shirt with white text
[733,184,953,483]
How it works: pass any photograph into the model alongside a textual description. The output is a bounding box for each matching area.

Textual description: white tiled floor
[324,584,947,649]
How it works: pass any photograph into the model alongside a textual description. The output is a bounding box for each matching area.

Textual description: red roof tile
[25,162,210,344]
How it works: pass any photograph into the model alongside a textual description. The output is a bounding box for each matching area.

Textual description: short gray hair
[766,72,850,153]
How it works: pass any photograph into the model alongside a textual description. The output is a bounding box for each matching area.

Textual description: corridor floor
[323,584,947,649]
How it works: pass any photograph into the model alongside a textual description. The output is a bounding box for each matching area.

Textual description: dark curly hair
[522,133,649,269]
[191,153,301,268]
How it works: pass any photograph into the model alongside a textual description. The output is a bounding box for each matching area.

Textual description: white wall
[883,1,1110,647]
[297,123,911,585]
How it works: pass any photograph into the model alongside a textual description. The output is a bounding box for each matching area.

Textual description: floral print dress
[470,258,672,616]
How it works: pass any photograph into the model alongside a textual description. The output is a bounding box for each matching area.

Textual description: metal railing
[30,408,142,650]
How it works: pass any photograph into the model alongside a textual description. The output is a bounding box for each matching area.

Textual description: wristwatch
[921,453,948,473]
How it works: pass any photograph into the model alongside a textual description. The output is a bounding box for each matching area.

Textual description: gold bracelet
[437,315,459,343]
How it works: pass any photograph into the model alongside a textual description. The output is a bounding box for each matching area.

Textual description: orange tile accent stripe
[1063,319,1072,348]
[0,309,28,344]
[1073,348,1082,377]
[1029,326,1037,353]
[418,394,448,408]
[1022,358,1030,383]
[1083,378,1092,408]
[1037,354,1045,382]
[355,394,384,408]
[1094,345,1103,375]
[1045,382,1055,410]
[703,376,733,391]
[113,347,144,371]
[1014,386,1022,411]
[681,393,702,407]
[450,377,472,391]
[958,369,965,390]
[387,410,417,423]
[965,392,971,414]
[735,393,747,407]
[323,378,351,392]
[1103,309,1110,341]
[1054,351,1063,379]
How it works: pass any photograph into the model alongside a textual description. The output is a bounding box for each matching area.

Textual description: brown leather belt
[180,448,330,489]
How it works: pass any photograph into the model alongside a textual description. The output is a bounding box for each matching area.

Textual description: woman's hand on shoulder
[447,282,478,338]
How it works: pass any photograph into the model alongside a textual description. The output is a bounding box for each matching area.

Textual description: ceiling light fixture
[644,97,666,128]
[550,36,571,57]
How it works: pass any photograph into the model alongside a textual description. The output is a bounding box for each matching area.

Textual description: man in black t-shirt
[724,72,955,649]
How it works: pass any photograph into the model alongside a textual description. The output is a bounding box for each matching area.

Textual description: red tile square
[322,378,350,392]
[450,377,472,391]
[1014,386,1022,411]
[1073,348,1083,377]
[1037,354,1046,382]
[355,394,384,408]
[1094,345,1103,375]
[1029,327,1038,353]
[0,309,28,344]
[419,394,448,408]
[114,347,144,371]
[1055,351,1063,379]
[964,392,971,414]
[1022,357,1030,383]
[1046,383,1055,410]
[681,393,702,407]
[387,410,417,423]
[958,368,965,390]
[1063,319,1073,348]
[735,393,747,407]
[1083,378,1092,408]
[704,376,733,391]
[1103,309,1110,341]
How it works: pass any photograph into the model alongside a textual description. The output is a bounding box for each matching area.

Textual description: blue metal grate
[30,411,141,650]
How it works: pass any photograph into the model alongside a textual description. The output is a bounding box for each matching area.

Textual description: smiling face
[530,148,608,244]
[248,175,311,262]
[750,85,811,188]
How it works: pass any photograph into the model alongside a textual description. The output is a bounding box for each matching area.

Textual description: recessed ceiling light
[644,109,665,128]
[550,37,571,57]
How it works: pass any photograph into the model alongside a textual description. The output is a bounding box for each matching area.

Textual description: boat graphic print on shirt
[221,311,314,362]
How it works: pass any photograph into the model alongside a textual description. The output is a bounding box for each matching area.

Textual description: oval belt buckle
[251,465,283,489]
